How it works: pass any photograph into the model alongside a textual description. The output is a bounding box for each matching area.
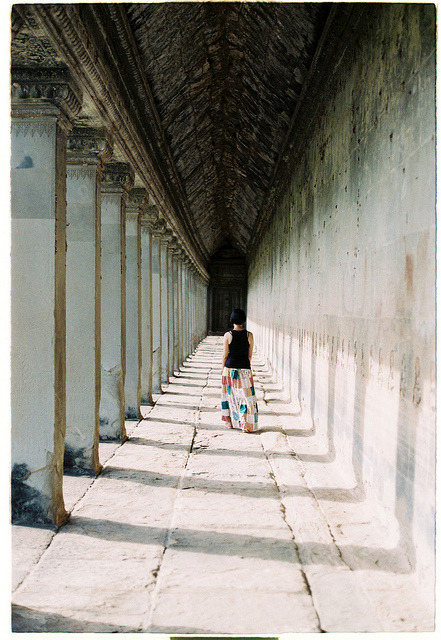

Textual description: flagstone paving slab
[12,336,433,633]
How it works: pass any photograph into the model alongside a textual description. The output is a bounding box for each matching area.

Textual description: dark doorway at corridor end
[207,242,247,334]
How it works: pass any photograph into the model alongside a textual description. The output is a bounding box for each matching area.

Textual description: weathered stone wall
[247,4,435,594]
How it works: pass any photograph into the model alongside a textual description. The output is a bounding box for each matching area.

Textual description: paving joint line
[12,415,148,595]
[12,528,57,595]
[255,353,383,630]
[257,397,323,633]
[142,349,212,632]
[255,353,355,572]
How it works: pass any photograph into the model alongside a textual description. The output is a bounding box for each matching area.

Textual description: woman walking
[221,309,258,432]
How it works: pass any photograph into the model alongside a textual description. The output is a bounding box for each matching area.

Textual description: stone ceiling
[11,2,332,262]
[126,2,330,256]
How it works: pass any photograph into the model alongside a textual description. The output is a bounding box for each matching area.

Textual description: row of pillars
[10,68,208,527]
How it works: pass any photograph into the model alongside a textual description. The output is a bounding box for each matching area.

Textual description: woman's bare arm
[248,331,254,363]
[222,333,230,368]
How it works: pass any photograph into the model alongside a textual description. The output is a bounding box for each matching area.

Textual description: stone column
[195,275,199,345]
[196,277,201,343]
[176,250,184,369]
[183,258,190,360]
[195,277,199,345]
[187,261,193,357]
[181,257,187,361]
[190,265,195,353]
[170,240,180,374]
[11,67,81,526]
[188,265,193,353]
[64,127,112,476]
[125,188,146,419]
[99,162,134,441]
[139,205,157,405]
[167,236,175,379]
[160,228,172,385]
[191,267,196,351]
[151,219,165,394]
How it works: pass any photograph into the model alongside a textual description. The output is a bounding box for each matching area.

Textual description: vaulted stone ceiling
[126,2,330,256]
[12,2,333,263]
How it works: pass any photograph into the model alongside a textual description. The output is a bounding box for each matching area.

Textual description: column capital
[126,188,148,217]
[67,127,113,166]
[160,229,173,246]
[11,66,82,129]
[140,204,160,229]
[101,161,135,195]
[169,236,181,255]
[151,217,167,239]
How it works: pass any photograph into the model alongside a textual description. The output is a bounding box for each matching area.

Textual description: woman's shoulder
[247,330,254,338]
[223,331,232,340]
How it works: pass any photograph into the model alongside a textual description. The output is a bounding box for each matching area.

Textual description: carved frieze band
[169,237,181,256]
[29,3,210,275]
[11,67,82,123]
[67,127,113,165]
[151,218,167,239]
[12,31,64,68]
[140,205,160,229]
[67,165,97,182]
[101,162,135,194]
[11,119,55,139]
[161,230,173,246]
[126,188,147,216]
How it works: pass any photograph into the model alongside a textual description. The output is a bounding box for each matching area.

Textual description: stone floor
[11,336,433,633]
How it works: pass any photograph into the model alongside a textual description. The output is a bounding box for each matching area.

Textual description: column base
[98,430,128,444]
[125,407,141,420]
[63,446,103,477]
[140,393,154,406]
[11,463,69,528]
[100,366,127,440]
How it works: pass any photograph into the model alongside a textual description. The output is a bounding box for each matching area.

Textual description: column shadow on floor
[11,605,138,633]
[127,436,299,461]
[65,515,413,573]
[99,464,386,505]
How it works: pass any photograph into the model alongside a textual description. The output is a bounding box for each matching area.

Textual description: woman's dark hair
[230,308,246,325]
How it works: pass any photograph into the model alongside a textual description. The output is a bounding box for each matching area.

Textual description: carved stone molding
[11,119,56,139]
[101,162,135,195]
[182,254,192,269]
[11,66,82,126]
[67,165,97,182]
[151,218,167,239]
[160,230,173,247]
[67,127,113,166]
[126,188,148,216]
[27,3,210,277]
[169,236,182,256]
[140,205,160,229]
[12,32,65,68]
[11,7,25,37]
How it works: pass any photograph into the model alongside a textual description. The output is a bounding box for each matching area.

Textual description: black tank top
[225,330,251,369]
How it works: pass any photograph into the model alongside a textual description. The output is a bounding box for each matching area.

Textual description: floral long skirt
[221,367,258,432]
